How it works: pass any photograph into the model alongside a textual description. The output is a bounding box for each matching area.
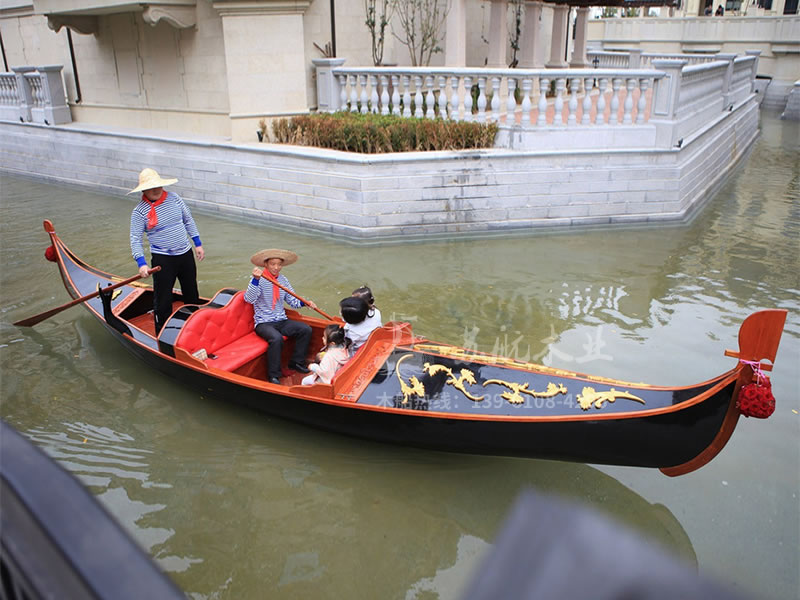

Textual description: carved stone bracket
[142,5,197,28]
[46,15,99,35]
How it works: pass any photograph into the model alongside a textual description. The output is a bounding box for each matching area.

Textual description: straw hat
[250,248,298,267]
[128,168,178,194]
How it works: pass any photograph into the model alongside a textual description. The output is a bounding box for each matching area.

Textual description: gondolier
[129,168,205,334]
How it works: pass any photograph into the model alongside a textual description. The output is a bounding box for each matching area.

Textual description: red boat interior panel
[174,292,271,372]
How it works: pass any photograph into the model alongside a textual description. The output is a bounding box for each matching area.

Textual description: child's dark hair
[352,286,375,306]
[324,324,351,349]
[340,296,369,325]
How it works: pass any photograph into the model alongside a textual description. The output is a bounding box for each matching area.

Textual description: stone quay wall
[0,98,758,241]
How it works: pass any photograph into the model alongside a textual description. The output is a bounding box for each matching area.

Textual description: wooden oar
[260,274,334,321]
[14,267,161,327]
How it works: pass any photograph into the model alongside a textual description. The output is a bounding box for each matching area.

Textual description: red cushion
[205,332,268,372]
[175,292,255,355]
[175,291,288,373]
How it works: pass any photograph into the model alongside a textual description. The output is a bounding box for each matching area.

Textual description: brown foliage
[268,112,498,153]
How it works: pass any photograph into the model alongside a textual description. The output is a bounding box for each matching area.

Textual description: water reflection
[23,421,201,574]
[27,399,696,600]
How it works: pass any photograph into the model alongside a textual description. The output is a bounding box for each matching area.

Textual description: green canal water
[1,111,798,599]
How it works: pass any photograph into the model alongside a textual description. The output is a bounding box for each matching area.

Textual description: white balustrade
[425,76,435,119]
[359,75,369,114]
[491,77,501,123]
[476,77,487,123]
[438,76,448,119]
[506,78,517,125]
[414,76,423,118]
[311,55,758,150]
[369,75,379,114]
[520,78,532,126]
[1,65,71,124]
[581,77,592,125]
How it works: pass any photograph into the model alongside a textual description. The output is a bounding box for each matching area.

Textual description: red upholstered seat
[175,291,268,372]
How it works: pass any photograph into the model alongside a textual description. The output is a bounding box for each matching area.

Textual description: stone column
[546,4,569,69]
[628,48,643,69]
[487,0,509,68]
[569,7,589,68]
[11,66,35,123]
[313,58,346,113]
[519,1,544,68]
[445,0,467,67]
[37,65,72,125]
[650,59,688,148]
[213,0,312,141]
[745,50,761,92]
[715,53,736,109]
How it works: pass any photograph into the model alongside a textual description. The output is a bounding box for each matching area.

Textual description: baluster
[623,77,635,124]
[339,75,349,111]
[568,77,580,125]
[370,75,379,114]
[609,77,621,125]
[476,76,487,123]
[553,78,565,126]
[391,75,400,115]
[349,75,359,112]
[380,75,390,115]
[538,77,549,126]
[450,75,460,121]
[521,78,532,126]
[637,77,649,124]
[506,78,517,125]
[359,75,369,114]
[582,77,593,125]
[402,75,412,117]
[491,76,501,123]
[463,76,473,122]
[425,76,435,118]
[414,76,423,118]
[438,76,448,118]
[595,77,607,125]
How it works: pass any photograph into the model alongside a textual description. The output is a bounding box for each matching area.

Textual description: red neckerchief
[144,190,167,229]
[260,270,281,309]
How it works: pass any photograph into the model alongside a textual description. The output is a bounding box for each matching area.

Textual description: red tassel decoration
[737,376,775,419]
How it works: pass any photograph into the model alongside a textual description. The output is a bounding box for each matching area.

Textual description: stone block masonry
[0,99,758,241]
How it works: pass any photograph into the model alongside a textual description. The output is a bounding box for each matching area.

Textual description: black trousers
[255,319,312,379]
[151,250,199,334]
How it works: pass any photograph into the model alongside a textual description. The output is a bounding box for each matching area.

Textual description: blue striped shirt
[244,274,303,324]
[130,191,201,267]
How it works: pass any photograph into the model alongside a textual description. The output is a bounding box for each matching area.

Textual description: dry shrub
[271,112,497,153]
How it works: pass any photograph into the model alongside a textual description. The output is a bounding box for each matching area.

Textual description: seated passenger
[340,296,380,353]
[351,285,382,331]
[302,325,351,385]
[245,248,318,385]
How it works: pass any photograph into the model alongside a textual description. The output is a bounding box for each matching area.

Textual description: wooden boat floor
[127,301,185,337]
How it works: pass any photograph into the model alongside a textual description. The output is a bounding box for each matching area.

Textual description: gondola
[26,220,787,476]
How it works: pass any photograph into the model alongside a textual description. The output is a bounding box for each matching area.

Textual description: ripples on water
[1,111,798,599]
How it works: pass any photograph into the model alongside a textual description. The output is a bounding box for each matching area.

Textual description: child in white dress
[302,325,351,385]
[351,286,382,332]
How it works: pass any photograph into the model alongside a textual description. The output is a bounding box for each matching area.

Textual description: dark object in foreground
[29,220,787,476]
[0,420,185,600]
[461,490,747,600]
